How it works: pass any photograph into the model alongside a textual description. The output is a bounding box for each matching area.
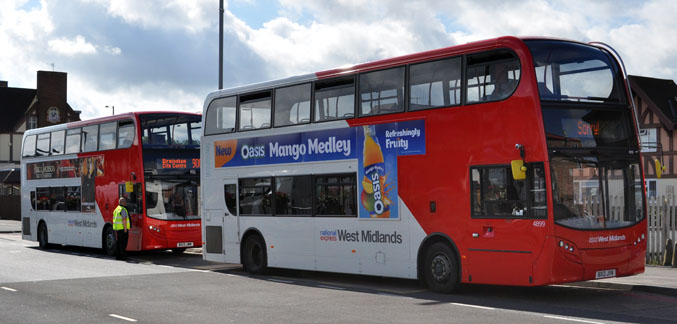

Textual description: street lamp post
[105,105,115,116]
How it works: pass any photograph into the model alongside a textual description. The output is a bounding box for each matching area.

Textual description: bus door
[222,178,239,245]
[466,164,547,285]
[120,182,143,250]
[203,178,238,260]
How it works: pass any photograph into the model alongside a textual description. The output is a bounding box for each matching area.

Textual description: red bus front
[134,113,202,252]
[524,40,646,285]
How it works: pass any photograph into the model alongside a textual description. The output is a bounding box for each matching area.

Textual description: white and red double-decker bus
[200,36,646,292]
[21,112,202,255]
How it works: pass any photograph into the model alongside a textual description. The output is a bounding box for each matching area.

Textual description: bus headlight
[149,225,161,233]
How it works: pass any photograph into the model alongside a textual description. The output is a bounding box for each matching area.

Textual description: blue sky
[1,0,676,120]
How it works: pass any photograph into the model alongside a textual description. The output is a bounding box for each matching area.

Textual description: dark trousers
[115,230,129,259]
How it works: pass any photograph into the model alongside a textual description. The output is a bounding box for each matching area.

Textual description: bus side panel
[253,217,315,270]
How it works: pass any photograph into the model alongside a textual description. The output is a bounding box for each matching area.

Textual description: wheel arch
[417,232,461,282]
[101,222,114,250]
[240,227,266,263]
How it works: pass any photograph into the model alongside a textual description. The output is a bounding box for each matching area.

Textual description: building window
[28,116,38,130]
[640,128,657,153]
[645,179,657,198]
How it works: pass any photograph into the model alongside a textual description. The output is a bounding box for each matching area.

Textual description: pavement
[2,218,675,297]
[569,266,677,297]
[0,219,21,233]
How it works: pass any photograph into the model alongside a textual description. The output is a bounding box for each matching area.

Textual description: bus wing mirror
[511,160,527,180]
[655,159,665,179]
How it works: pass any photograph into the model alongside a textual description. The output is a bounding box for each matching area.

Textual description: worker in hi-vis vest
[113,197,131,260]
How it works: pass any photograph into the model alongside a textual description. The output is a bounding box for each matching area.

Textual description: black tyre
[103,226,117,256]
[171,248,187,254]
[423,242,459,293]
[242,235,267,274]
[37,222,49,249]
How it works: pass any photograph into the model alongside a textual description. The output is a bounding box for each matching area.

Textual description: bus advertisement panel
[213,120,425,219]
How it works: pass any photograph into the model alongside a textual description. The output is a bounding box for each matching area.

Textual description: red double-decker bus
[21,112,202,255]
[201,36,646,292]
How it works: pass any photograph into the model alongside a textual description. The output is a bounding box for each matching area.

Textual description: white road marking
[187,269,211,273]
[544,315,605,324]
[450,302,495,310]
[377,293,399,297]
[109,314,138,322]
[9,251,21,253]
[316,284,346,290]
[268,278,293,284]
[1,287,17,292]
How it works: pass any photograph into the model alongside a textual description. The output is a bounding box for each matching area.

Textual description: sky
[1,0,676,120]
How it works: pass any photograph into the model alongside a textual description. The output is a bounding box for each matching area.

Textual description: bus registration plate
[595,269,616,279]
[177,242,194,248]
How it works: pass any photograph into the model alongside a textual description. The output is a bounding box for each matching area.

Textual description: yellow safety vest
[112,206,130,230]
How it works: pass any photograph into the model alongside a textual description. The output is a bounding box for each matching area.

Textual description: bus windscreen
[527,40,627,104]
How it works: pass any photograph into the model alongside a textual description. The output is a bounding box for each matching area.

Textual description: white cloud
[85,0,217,33]
[103,45,122,55]
[69,78,204,120]
[0,0,54,42]
[48,35,98,55]
[238,0,677,82]
[3,0,677,122]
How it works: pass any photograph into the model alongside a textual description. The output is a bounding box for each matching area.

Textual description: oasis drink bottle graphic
[361,125,392,218]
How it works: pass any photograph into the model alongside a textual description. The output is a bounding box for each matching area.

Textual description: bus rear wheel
[38,222,49,249]
[103,226,117,256]
[423,242,459,293]
[242,235,267,274]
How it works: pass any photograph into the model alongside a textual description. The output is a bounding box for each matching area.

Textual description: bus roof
[23,111,201,136]
[204,36,589,106]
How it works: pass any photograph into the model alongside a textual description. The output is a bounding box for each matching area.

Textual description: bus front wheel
[103,226,117,256]
[423,242,459,293]
[38,222,49,249]
[242,235,267,274]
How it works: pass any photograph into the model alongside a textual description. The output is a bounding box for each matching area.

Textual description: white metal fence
[647,196,677,263]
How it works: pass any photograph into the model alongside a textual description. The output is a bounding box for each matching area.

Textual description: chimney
[0,81,7,88]
[37,71,67,104]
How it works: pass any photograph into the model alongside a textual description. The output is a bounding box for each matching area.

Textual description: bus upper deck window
[274,83,311,127]
[239,92,272,131]
[22,135,36,157]
[205,96,236,135]
[65,128,81,154]
[314,77,355,122]
[118,121,135,148]
[50,130,65,155]
[81,125,99,152]
[99,122,117,151]
[359,67,405,116]
[466,50,521,104]
[36,133,50,156]
[410,57,462,110]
